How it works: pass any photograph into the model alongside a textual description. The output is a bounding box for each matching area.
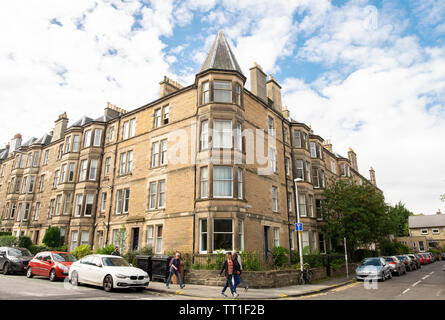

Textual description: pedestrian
[219,252,239,298]
[166,252,185,289]
[232,250,248,291]
[111,246,120,256]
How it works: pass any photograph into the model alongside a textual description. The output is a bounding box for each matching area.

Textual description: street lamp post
[294,178,304,273]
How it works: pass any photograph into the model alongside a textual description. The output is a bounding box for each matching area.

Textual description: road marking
[401,288,410,295]
[280,294,288,297]
[429,271,434,275]
[422,275,430,280]
[436,289,444,297]
[412,281,421,287]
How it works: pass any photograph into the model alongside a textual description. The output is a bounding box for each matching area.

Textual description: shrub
[352,249,377,262]
[330,258,344,271]
[430,247,440,255]
[18,236,33,250]
[30,245,49,255]
[241,251,261,271]
[96,244,115,255]
[123,246,154,265]
[304,254,324,268]
[0,231,12,236]
[0,235,17,247]
[272,246,289,268]
[42,226,61,249]
[71,245,93,259]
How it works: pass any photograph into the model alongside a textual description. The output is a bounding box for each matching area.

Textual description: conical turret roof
[199,30,244,77]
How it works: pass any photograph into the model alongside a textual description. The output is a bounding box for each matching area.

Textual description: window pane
[213,166,232,197]
[214,219,232,233]
[213,234,232,251]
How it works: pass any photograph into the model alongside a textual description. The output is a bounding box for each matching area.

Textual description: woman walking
[219,252,239,298]
[166,252,185,290]
[232,251,248,291]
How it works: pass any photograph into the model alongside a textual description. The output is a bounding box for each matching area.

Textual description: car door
[41,254,52,277]
[0,247,6,270]
[78,256,95,284]
[30,253,44,275]
[88,257,105,285]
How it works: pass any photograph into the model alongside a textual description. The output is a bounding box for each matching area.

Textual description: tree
[387,202,414,237]
[321,179,391,255]
[42,226,61,249]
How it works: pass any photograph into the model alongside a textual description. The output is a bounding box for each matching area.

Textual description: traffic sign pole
[294,179,304,274]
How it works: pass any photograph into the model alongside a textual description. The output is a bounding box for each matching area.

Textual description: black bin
[135,255,152,279]
[151,255,173,283]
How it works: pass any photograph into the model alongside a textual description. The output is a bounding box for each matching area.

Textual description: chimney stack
[249,63,267,102]
[323,139,333,153]
[159,76,183,98]
[105,102,126,119]
[369,167,376,186]
[51,112,69,143]
[437,209,442,215]
[266,75,282,111]
[282,106,290,119]
[10,134,22,152]
[348,147,358,171]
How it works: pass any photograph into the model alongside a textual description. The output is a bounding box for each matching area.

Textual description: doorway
[132,228,140,251]
[264,226,270,260]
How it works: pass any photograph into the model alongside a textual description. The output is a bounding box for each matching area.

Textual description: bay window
[213,120,232,148]
[200,167,208,199]
[213,166,232,198]
[213,80,231,103]
[200,219,207,253]
[213,219,233,252]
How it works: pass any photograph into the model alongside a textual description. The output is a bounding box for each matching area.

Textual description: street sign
[295,223,303,231]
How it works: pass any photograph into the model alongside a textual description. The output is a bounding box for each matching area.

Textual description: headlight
[115,274,128,279]
[58,264,69,272]
[144,274,149,279]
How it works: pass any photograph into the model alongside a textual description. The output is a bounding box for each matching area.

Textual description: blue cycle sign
[295,223,303,231]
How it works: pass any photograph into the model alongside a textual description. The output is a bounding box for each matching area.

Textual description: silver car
[356,257,392,281]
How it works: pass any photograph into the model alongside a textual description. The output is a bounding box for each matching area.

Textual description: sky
[0,0,444,215]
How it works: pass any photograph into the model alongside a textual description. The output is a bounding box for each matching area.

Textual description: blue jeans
[166,268,184,287]
[222,274,236,294]
[233,275,241,289]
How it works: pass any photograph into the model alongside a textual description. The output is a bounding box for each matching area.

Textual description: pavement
[147,275,355,300]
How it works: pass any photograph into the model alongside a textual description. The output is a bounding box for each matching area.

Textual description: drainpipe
[105,116,121,244]
[281,118,292,264]
[192,84,199,264]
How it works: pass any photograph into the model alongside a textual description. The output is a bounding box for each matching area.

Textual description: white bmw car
[68,254,149,292]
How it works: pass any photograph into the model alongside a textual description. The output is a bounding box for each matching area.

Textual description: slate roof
[69,115,94,128]
[199,30,244,77]
[408,215,445,228]
[0,148,8,160]
[34,133,52,146]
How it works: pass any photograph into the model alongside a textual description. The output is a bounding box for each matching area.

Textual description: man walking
[219,252,239,298]
[111,246,120,256]
[166,252,185,289]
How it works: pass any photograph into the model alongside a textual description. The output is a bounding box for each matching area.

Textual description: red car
[416,254,426,265]
[26,251,77,281]
[421,253,431,264]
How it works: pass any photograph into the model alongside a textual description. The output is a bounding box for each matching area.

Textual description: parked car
[407,254,421,269]
[397,255,416,271]
[422,253,431,264]
[68,254,149,292]
[0,247,33,275]
[426,252,434,263]
[416,254,426,265]
[441,252,445,261]
[27,251,77,281]
[429,252,440,262]
[355,257,392,281]
[383,256,406,276]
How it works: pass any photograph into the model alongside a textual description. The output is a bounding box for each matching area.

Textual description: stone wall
[184,263,358,288]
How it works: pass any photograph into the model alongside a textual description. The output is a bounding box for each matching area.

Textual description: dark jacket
[111,251,120,256]
[219,259,241,277]
[169,258,181,272]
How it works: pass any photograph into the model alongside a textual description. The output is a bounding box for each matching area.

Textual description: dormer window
[214,80,231,103]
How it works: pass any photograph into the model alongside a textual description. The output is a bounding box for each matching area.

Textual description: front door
[264,226,269,260]
[132,228,139,251]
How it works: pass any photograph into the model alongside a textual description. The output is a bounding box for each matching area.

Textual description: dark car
[0,247,33,274]
[397,255,416,271]
[441,252,445,261]
[383,256,406,276]
[407,254,421,269]
[428,252,440,262]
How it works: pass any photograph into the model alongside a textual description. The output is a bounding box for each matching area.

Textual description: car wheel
[26,267,33,278]
[103,275,113,292]
[135,287,145,292]
[49,269,57,282]
[3,262,10,275]
[71,271,79,286]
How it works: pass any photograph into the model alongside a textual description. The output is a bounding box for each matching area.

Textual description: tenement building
[0,31,378,257]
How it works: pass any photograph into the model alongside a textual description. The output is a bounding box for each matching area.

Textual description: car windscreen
[8,248,31,257]
[397,256,406,260]
[52,253,77,262]
[361,258,380,266]
[102,257,130,267]
[384,257,393,261]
